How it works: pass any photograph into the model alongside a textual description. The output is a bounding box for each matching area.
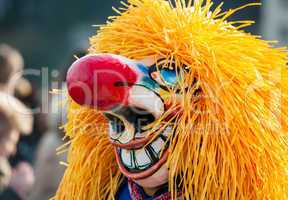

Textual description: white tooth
[135,148,151,167]
[117,120,135,144]
[117,131,133,144]
[121,149,132,167]
[150,137,165,155]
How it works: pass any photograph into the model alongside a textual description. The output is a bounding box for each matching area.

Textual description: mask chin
[133,164,168,188]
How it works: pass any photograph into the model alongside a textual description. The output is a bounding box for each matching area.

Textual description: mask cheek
[133,164,168,188]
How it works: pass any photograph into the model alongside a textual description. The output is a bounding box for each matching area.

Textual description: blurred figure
[8,162,34,200]
[0,111,19,158]
[0,161,34,200]
[0,43,47,200]
[11,82,48,166]
[0,43,52,199]
[0,44,24,94]
[29,50,86,200]
[0,91,34,200]
[28,89,66,200]
[28,127,66,200]
[0,92,33,156]
[0,157,11,191]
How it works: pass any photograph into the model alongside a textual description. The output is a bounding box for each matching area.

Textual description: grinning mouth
[116,126,170,171]
[104,106,172,179]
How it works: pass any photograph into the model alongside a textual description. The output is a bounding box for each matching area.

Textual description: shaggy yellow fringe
[55,0,288,199]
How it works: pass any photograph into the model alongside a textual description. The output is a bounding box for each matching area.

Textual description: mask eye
[149,60,183,90]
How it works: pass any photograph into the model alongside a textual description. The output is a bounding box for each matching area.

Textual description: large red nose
[66,54,137,110]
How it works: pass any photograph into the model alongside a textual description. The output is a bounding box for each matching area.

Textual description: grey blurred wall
[261,0,288,46]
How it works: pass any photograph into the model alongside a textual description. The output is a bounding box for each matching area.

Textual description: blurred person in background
[0,92,33,157]
[0,157,11,192]
[0,44,24,94]
[0,91,34,200]
[0,43,47,168]
[28,108,66,200]
[0,43,49,199]
[11,82,49,166]
[28,50,86,200]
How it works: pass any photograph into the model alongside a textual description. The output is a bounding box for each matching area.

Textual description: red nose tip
[66,54,137,110]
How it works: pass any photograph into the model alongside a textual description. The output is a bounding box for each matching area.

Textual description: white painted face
[104,92,172,185]
[103,56,180,187]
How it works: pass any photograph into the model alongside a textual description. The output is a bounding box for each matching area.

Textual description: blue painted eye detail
[149,61,183,89]
[160,68,178,86]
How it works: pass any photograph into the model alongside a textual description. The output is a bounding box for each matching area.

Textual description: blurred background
[0,0,287,199]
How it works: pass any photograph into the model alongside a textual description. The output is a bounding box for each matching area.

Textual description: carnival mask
[56,1,288,199]
[66,53,184,187]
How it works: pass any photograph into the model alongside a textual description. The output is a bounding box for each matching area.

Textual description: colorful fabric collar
[127,179,181,200]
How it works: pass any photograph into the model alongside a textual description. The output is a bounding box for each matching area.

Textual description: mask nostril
[113,106,155,135]
[104,113,125,135]
[135,112,155,133]
[104,106,157,141]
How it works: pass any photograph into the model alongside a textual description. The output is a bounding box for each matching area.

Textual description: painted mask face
[66,53,183,187]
